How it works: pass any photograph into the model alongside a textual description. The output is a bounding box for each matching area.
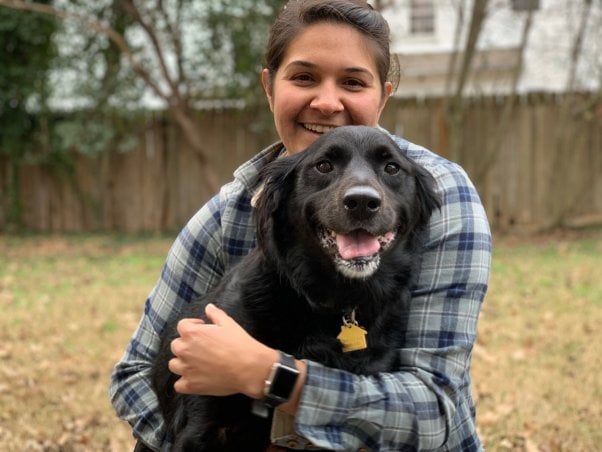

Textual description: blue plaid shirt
[109,129,491,451]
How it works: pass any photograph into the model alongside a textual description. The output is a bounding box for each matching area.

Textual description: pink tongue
[335,230,380,260]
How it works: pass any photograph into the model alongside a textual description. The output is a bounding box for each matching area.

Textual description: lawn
[0,230,600,451]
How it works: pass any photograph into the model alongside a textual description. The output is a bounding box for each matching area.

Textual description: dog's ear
[254,154,300,252]
[412,165,441,230]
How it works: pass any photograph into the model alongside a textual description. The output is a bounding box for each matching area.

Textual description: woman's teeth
[304,124,337,134]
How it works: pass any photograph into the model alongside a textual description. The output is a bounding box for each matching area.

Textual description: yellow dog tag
[337,324,368,353]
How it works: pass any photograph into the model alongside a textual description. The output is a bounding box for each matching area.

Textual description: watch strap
[279,352,297,373]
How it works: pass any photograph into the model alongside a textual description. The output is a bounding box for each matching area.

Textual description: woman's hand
[168,303,279,399]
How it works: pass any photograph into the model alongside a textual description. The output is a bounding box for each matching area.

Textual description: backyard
[0,230,600,451]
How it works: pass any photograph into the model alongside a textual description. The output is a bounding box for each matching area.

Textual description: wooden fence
[1,93,600,233]
[382,93,602,231]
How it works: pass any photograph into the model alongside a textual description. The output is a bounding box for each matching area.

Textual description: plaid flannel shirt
[109,128,491,451]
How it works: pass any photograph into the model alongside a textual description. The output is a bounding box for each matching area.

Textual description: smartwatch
[263,351,300,408]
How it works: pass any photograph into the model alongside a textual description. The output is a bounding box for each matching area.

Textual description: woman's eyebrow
[283,60,374,79]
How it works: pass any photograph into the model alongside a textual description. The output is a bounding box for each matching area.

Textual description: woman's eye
[344,79,365,90]
[384,162,400,175]
[316,161,334,173]
[291,73,313,84]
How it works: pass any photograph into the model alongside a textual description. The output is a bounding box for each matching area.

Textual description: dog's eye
[316,160,333,173]
[384,162,400,175]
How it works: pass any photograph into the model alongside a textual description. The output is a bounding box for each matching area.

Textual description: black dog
[147,126,440,451]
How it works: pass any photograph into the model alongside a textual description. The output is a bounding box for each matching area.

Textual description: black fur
[148,126,440,451]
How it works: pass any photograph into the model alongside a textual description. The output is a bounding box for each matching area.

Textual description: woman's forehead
[279,22,380,74]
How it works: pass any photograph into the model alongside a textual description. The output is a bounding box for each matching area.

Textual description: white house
[379,0,602,98]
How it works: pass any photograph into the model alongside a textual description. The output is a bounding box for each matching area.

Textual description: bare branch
[452,0,489,104]
[566,0,593,92]
[445,1,465,97]
[156,0,186,89]
[120,0,181,105]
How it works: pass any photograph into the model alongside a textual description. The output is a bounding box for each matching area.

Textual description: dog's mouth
[318,226,396,279]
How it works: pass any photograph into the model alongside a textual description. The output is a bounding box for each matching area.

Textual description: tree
[548,0,599,229]
[0,3,57,230]
[474,3,535,186]
[0,0,287,195]
[443,0,490,162]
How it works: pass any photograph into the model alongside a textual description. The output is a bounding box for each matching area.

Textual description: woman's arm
[109,196,228,451]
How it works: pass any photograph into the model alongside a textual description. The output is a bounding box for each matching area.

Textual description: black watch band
[262,351,299,408]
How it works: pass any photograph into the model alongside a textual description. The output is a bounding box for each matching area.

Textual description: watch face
[269,365,299,399]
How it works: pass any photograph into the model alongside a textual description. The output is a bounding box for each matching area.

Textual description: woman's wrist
[242,345,280,399]
[240,345,306,417]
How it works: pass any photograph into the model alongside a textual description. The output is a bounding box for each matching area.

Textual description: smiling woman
[261,21,392,154]
[109,1,492,451]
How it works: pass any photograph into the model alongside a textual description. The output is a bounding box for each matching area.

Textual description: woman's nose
[309,82,344,116]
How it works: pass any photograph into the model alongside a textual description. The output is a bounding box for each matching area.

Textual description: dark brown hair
[264,0,399,94]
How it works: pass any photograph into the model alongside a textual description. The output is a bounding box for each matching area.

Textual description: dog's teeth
[317,226,397,278]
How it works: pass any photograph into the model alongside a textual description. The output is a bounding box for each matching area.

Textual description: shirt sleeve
[108,195,226,451]
[293,157,492,451]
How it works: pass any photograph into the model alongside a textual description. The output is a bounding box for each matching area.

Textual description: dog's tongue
[336,230,380,260]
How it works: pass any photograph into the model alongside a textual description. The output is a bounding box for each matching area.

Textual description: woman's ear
[261,68,274,112]
[384,81,393,98]
[378,81,393,117]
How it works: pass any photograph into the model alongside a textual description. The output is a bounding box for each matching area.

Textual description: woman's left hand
[168,303,279,398]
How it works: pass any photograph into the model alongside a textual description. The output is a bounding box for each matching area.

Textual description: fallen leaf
[473,343,495,363]
[524,437,541,452]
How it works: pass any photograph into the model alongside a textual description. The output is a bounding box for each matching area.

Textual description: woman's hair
[264,0,399,94]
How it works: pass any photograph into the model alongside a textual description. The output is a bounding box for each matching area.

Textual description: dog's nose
[343,186,381,217]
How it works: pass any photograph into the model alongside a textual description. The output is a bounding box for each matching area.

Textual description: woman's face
[262,22,392,154]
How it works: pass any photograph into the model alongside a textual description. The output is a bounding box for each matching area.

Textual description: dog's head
[255,126,440,280]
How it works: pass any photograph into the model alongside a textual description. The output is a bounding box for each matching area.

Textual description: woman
[110,1,491,450]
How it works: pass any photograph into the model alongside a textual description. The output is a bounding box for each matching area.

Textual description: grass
[0,234,172,451]
[0,230,600,451]
[472,230,602,451]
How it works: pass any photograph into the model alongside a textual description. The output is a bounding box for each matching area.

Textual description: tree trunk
[444,0,489,162]
[548,0,594,229]
[168,103,221,195]
[474,8,534,186]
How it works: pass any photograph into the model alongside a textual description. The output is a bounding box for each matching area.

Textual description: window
[410,0,435,35]
[512,0,540,11]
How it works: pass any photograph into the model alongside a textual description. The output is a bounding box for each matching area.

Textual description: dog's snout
[343,186,381,216]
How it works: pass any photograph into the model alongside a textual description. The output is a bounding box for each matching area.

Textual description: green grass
[0,231,600,451]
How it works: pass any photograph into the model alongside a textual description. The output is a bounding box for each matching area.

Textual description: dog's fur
[147,126,440,451]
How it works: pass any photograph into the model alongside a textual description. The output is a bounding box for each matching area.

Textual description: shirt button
[358,448,370,452]
[287,440,298,448]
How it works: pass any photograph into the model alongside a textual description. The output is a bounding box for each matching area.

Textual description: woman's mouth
[303,123,338,134]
